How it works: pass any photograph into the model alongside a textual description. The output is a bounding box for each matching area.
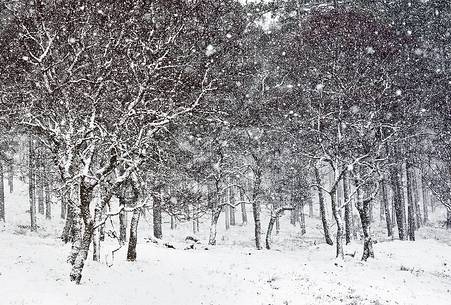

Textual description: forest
[0,1,450,304]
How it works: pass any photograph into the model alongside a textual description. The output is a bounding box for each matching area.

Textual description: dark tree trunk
[265,214,276,249]
[61,191,67,219]
[420,173,428,224]
[152,192,162,239]
[356,186,375,261]
[61,202,74,243]
[36,153,44,215]
[44,170,51,220]
[239,187,247,224]
[0,162,4,222]
[406,163,416,241]
[343,171,352,244]
[224,204,230,230]
[119,196,127,245]
[28,136,37,232]
[69,183,94,284]
[251,171,263,250]
[381,180,393,237]
[127,208,141,261]
[314,166,334,245]
[447,209,451,230]
[229,185,236,226]
[308,197,314,217]
[299,203,306,235]
[389,164,406,240]
[330,192,344,259]
[8,161,13,193]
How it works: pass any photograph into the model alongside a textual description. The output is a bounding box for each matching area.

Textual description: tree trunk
[61,202,74,243]
[69,183,94,284]
[420,173,428,224]
[330,192,344,259]
[314,166,333,245]
[265,214,276,249]
[412,169,422,229]
[251,172,263,250]
[119,196,127,245]
[37,154,44,215]
[343,171,352,244]
[447,209,451,230]
[69,217,94,284]
[239,187,247,224]
[389,164,406,240]
[8,161,13,193]
[406,162,416,241]
[229,184,236,226]
[153,192,162,239]
[208,206,222,245]
[299,203,306,235]
[28,136,37,232]
[381,180,393,237]
[61,191,67,219]
[44,170,51,220]
[308,197,314,217]
[0,162,4,222]
[224,203,230,230]
[357,201,374,261]
[127,208,141,261]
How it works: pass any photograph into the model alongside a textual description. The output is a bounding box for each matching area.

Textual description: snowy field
[1,180,451,305]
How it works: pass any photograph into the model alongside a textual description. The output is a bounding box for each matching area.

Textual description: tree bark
[8,161,13,193]
[314,166,334,245]
[356,185,375,261]
[44,169,51,220]
[61,191,67,219]
[381,179,393,237]
[127,208,141,261]
[343,171,352,244]
[118,196,127,245]
[420,172,428,224]
[61,202,74,243]
[406,162,416,241]
[389,164,406,240]
[0,162,4,222]
[251,171,263,250]
[152,192,162,239]
[208,205,222,245]
[299,203,306,235]
[239,187,247,224]
[37,153,44,215]
[330,192,344,259]
[447,209,451,230]
[28,136,37,232]
[69,183,94,284]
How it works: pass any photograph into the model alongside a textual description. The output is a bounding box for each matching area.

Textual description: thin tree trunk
[308,197,314,217]
[127,208,141,261]
[381,179,393,237]
[406,162,415,241]
[28,136,37,232]
[251,171,263,250]
[229,183,236,226]
[119,196,127,245]
[61,191,67,219]
[330,192,344,259]
[314,166,333,245]
[343,171,352,244]
[265,214,276,249]
[8,161,13,193]
[240,187,247,224]
[447,209,451,230]
[420,172,428,224]
[299,203,306,235]
[44,169,51,220]
[153,192,162,239]
[37,153,44,215]
[0,162,4,222]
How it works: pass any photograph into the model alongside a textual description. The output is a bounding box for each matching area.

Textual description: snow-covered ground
[1,180,450,305]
